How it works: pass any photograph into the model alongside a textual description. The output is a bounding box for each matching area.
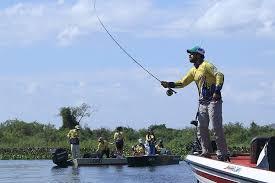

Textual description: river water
[0,160,196,183]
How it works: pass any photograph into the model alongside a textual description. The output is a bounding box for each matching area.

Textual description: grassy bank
[0,120,274,160]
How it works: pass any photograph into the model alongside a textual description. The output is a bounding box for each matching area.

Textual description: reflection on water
[113,165,124,173]
[0,160,195,183]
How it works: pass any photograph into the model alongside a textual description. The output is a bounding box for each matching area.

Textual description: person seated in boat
[67,125,81,159]
[96,137,110,158]
[155,139,165,154]
[145,128,156,155]
[132,138,146,156]
[113,126,125,157]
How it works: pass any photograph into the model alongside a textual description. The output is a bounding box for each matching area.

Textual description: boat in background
[73,158,127,167]
[127,155,181,167]
[51,148,180,167]
[51,148,127,167]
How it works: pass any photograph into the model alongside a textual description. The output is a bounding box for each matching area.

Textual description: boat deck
[230,155,256,168]
[207,154,257,168]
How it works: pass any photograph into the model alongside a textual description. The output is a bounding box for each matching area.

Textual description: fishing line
[92,0,176,95]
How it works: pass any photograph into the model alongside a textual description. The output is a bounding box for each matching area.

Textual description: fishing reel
[166,88,177,96]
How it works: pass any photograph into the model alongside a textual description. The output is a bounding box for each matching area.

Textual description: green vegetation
[0,119,275,160]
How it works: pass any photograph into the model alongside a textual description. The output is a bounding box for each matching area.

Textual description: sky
[0,0,274,129]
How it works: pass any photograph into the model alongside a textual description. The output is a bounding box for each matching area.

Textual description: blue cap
[187,46,205,55]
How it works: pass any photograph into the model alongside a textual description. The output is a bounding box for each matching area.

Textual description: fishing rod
[92,0,176,96]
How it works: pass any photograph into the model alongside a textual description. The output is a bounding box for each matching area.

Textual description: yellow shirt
[175,61,224,102]
[134,144,145,155]
[146,134,156,143]
[67,129,79,139]
[97,140,109,152]
[114,132,124,141]
[155,144,164,151]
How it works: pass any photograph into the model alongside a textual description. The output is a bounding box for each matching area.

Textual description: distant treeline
[0,119,275,160]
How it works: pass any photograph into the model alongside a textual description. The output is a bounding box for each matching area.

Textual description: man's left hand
[213,93,221,101]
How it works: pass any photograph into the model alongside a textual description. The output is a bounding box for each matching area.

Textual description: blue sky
[0,0,274,129]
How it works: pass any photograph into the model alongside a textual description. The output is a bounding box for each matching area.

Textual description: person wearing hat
[113,126,125,156]
[155,139,165,154]
[132,138,145,156]
[67,125,81,159]
[161,46,228,161]
[96,137,110,158]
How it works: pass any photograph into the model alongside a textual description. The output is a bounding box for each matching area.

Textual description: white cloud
[57,25,81,46]
[0,0,274,46]
[223,67,275,105]
[25,82,40,95]
[57,0,65,5]
[0,65,274,128]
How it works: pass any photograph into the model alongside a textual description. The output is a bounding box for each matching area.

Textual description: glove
[212,93,221,101]
[161,81,175,88]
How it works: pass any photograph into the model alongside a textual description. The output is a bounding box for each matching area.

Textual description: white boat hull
[185,155,275,183]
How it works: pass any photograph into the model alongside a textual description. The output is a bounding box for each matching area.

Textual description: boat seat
[250,137,269,164]
[256,136,275,171]
[267,136,275,171]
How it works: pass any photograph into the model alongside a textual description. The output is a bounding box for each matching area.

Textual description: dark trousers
[98,149,110,158]
[149,143,156,155]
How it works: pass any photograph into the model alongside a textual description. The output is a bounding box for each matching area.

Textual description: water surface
[0,160,195,183]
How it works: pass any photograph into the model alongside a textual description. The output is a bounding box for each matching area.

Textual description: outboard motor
[52,148,70,167]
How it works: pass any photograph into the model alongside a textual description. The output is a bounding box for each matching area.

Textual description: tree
[59,107,78,129]
[59,103,95,129]
[71,103,95,123]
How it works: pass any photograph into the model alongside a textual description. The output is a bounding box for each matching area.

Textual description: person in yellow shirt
[132,138,145,156]
[161,46,228,161]
[97,137,110,158]
[67,125,80,159]
[113,126,125,156]
[145,128,156,155]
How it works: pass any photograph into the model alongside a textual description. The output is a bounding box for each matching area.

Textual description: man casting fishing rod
[93,2,227,160]
[161,46,228,161]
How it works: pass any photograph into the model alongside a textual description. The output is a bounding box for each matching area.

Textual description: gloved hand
[213,93,221,101]
[161,81,175,88]
[161,81,169,88]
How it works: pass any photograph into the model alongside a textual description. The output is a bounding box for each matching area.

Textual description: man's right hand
[161,81,169,88]
[161,81,175,88]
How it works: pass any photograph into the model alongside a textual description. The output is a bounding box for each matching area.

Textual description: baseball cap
[187,46,205,55]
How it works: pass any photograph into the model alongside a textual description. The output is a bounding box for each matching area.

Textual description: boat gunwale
[185,155,268,183]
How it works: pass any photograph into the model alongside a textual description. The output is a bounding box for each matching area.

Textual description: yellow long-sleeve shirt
[67,129,80,144]
[175,60,224,103]
[67,129,79,139]
[146,134,156,143]
[114,132,124,141]
[133,144,145,156]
